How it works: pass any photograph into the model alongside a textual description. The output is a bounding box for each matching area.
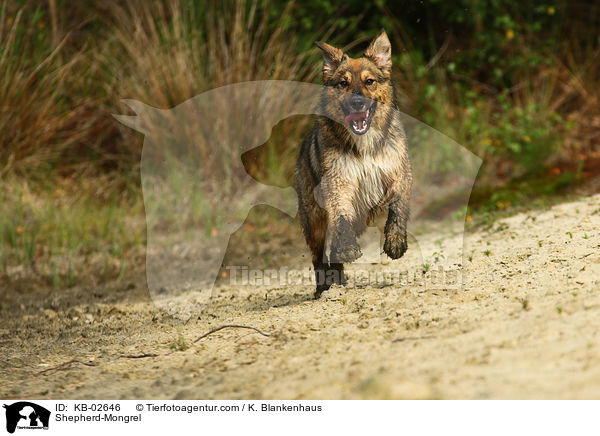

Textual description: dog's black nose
[349,95,368,112]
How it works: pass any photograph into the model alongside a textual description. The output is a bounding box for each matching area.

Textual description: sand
[1,194,600,399]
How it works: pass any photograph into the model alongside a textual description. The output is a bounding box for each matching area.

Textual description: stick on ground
[36,359,97,375]
[392,335,434,343]
[194,324,271,343]
[118,353,159,359]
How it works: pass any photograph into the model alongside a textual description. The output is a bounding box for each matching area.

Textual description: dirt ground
[1,193,600,400]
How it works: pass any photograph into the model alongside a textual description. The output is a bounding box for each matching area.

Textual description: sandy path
[1,194,600,399]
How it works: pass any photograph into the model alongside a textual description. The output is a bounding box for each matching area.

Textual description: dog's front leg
[329,214,362,263]
[316,178,362,264]
[383,195,409,260]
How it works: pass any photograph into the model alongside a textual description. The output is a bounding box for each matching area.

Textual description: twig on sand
[194,325,271,343]
[118,353,159,359]
[392,335,434,343]
[36,359,97,375]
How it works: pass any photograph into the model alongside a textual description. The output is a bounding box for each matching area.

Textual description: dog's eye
[339,80,349,88]
[365,78,376,86]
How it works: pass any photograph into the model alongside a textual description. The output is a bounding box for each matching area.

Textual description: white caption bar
[1,400,597,435]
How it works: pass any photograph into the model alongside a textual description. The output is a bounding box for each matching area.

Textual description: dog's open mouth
[344,102,377,135]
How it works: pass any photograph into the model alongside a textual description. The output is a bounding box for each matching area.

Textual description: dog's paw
[313,264,346,299]
[383,231,407,260]
[329,217,362,263]
[330,240,362,263]
[314,284,329,299]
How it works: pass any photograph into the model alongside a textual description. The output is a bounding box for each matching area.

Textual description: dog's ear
[365,30,392,74]
[315,41,344,82]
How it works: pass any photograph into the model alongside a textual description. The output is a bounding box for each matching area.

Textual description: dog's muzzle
[343,95,377,135]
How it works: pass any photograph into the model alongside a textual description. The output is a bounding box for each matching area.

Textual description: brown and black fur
[294,30,412,298]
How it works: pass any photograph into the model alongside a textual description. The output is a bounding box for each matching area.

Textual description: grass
[0,0,327,286]
[0,177,145,286]
[169,333,189,352]
[518,297,530,311]
[103,0,324,189]
[0,2,114,182]
[462,162,596,230]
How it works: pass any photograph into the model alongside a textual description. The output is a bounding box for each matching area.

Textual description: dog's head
[316,30,393,136]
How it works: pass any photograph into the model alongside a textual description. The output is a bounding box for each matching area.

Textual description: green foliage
[461,92,564,175]
[424,0,563,88]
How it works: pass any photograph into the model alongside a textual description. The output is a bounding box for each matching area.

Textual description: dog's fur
[294,30,412,298]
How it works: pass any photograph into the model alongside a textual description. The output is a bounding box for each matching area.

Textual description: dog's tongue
[345,112,367,123]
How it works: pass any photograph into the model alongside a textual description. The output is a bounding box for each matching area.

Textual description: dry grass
[102,0,330,186]
[0,0,329,285]
[105,0,320,106]
[0,5,75,179]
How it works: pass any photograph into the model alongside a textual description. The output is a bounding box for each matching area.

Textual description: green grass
[463,165,589,230]
[0,179,145,286]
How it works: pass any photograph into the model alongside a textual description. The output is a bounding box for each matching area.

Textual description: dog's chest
[333,144,400,210]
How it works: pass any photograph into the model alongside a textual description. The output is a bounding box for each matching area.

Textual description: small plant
[51,262,60,288]
[170,334,189,352]
[484,249,491,256]
[432,251,445,263]
[67,261,75,287]
[518,297,530,310]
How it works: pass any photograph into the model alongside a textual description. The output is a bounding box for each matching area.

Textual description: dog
[294,30,412,298]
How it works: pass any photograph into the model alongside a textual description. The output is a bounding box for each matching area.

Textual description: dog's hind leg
[308,217,329,299]
[307,213,346,298]
[313,255,345,299]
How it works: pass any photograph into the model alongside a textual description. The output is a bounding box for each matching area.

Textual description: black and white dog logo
[3,402,50,433]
